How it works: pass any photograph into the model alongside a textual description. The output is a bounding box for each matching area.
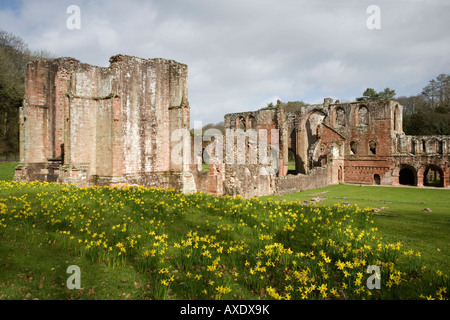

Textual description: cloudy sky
[1,0,449,125]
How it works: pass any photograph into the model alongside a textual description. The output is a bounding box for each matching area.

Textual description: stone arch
[423,164,444,187]
[399,164,417,186]
[237,116,246,131]
[374,174,381,185]
[297,109,327,173]
[248,115,256,130]
[428,138,440,154]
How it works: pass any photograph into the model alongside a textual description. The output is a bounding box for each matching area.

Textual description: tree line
[397,74,450,135]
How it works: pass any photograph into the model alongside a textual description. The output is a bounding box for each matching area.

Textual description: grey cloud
[0,0,449,125]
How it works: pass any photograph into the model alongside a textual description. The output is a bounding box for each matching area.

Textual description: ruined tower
[14,54,195,192]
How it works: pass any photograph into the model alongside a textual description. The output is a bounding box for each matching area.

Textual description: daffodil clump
[0,180,447,300]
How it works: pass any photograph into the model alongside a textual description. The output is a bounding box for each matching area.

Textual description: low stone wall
[275,166,331,195]
[0,155,19,162]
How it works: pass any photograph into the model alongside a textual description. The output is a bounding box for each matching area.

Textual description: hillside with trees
[397,74,450,135]
[0,29,53,158]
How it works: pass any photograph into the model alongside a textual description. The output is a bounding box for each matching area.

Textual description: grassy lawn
[261,184,450,275]
[0,162,18,181]
[0,162,448,300]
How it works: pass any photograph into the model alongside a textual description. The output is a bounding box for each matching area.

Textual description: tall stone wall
[15,55,191,191]
[330,100,402,186]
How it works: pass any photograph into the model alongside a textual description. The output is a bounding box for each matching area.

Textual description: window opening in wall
[358,106,369,125]
[369,141,377,155]
[411,140,416,155]
[287,149,296,174]
[248,116,255,129]
[350,141,357,155]
[239,117,246,131]
[423,166,444,187]
[394,105,400,131]
[394,109,397,131]
[335,108,345,127]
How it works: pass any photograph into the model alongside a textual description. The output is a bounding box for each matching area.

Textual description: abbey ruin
[14,55,450,196]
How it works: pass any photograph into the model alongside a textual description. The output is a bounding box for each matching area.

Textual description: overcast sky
[1,0,449,125]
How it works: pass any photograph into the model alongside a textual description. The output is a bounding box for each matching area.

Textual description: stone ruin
[14,55,450,196]
[14,54,195,193]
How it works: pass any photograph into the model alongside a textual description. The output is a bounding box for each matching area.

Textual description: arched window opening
[335,108,345,127]
[394,104,400,131]
[238,117,246,131]
[358,106,369,125]
[248,116,256,129]
[423,166,444,187]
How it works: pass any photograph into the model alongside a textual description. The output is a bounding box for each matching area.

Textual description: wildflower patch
[0,180,448,300]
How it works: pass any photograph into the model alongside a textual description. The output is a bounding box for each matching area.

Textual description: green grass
[0,162,448,300]
[288,160,295,172]
[0,162,18,181]
[261,184,450,275]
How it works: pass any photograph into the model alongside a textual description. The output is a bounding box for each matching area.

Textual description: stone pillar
[296,126,306,174]
[276,100,288,176]
[417,169,424,187]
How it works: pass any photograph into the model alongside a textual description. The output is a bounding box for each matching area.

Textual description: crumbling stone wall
[14,55,192,191]
[392,135,450,187]
[15,54,449,195]
[220,98,449,196]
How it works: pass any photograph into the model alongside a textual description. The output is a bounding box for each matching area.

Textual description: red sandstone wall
[16,55,190,187]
